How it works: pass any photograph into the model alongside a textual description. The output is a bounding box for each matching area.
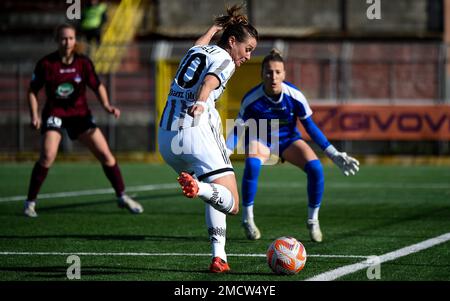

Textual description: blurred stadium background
[1,0,450,162]
[1,0,450,283]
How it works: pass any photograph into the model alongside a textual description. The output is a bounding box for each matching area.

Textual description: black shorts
[42,115,97,140]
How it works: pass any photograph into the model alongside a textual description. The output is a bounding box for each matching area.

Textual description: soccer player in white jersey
[226,49,359,242]
[158,4,258,273]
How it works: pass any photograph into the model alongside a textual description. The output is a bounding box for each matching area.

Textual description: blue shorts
[278,134,302,157]
[245,132,301,158]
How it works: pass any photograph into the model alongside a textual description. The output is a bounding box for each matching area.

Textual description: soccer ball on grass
[266,236,307,275]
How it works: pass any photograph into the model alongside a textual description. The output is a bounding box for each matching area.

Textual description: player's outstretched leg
[177,172,199,198]
[179,172,237,272]
[177,172,235,214]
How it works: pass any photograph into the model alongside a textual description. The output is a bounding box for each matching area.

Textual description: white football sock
[25,200,36,207]
[197,182,234,214]
[242,205,254,222]
[205,204,227,262]
[308,206,320,220]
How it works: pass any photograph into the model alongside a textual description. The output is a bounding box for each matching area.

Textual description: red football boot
[209,257,230,273]
[177,172,199,198]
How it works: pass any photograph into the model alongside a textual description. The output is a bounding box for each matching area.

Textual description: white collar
[262,84,283,104]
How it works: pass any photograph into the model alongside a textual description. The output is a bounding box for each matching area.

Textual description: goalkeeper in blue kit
[226,49,359,242]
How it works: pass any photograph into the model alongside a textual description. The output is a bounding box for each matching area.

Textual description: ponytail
[216,4,258,47]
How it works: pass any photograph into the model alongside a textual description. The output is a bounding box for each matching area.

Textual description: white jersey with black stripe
[159,45,235,131]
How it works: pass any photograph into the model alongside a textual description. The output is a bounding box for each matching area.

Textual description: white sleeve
[284,83,312,120]
[207,58,234,87]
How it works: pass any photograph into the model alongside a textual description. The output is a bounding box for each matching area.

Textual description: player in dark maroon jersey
[24,23,143,217]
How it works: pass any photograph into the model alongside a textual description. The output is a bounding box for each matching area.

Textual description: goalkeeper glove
[324,145,360,176]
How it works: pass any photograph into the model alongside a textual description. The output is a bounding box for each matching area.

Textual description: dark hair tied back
[215,4,249,27]
[215,3,258,46]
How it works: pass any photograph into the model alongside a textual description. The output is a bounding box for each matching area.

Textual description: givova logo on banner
[303,105,450,141]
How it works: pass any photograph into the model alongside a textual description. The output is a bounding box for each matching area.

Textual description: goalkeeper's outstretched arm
[301,116,360,176]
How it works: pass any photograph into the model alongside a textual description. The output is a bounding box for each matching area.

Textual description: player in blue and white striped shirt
[226,49,359,242]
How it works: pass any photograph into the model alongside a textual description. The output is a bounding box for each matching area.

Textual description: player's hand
[325,145,360,176]
[211,24,223,34]
[31,116,41,130]
[188,101,207,118]
[106,106,121,119]
[331,152,360,176]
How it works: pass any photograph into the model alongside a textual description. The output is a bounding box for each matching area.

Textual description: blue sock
[242,157,262,207]
[304,159,324,209]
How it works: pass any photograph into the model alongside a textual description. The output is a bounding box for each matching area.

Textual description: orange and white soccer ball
[266,236,307,275]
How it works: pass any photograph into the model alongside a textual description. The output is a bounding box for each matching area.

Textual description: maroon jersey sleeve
[84,57,101,92]
[29,58,46,93]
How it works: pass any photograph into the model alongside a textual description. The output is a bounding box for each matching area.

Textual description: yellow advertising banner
[302,105,450,141]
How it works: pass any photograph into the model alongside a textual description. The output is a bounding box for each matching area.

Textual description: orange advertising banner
[301,105,450,141]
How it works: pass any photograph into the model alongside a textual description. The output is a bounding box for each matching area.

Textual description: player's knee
[39,160,54,169]
[305,159,323,178]
[39,152,57,168]
[99,153,116,166]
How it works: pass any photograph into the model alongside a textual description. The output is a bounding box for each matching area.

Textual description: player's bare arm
[27,88,41,129]
[188,75,220,117]
[97,83,120,119]
[194,24,223,46]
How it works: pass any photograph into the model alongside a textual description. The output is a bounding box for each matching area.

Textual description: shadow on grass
[35,192,182,213]
[1,191,187,217]
[0,234,207,242]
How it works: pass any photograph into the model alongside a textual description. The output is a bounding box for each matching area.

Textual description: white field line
[1,182,448,203]
[0,183,178,203]
[305,232,450,281]
[0,251,367,259]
